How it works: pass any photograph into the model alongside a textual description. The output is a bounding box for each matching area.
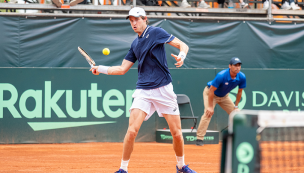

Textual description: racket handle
[90,65,97,74]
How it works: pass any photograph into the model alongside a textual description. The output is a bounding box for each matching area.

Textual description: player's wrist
[178,51,186,61]
[234,105,238,109]
[98,65,109,74]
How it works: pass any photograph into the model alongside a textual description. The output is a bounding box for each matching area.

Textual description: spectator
[281,0,300,10]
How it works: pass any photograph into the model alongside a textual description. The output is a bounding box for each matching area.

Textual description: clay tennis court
[0,142,221,173]
[260,141,304,173]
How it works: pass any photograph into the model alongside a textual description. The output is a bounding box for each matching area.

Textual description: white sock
[120,159,129,172]
[176,155,185,169]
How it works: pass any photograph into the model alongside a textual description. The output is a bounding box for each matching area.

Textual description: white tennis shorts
[129,83,180,121]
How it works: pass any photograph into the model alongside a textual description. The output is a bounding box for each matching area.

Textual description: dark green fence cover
[1,16,304,68]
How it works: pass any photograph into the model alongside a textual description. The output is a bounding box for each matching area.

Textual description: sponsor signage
[156,130,219,145]
[0,68,154,143]
[1,68,303,143]
[0,81,135,131]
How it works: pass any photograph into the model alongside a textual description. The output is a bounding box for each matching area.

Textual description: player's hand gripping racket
[78,46,97,74]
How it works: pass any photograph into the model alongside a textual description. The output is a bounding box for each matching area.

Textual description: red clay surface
[0,142,221,173]
[260,141,304,173]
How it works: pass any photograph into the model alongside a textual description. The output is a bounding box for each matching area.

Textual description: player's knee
[171,131,183,142]
[127,129,138,141]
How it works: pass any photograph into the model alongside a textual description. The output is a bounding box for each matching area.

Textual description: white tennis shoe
[180,0,191,8]
[240,2,248,8]
[198,1,210,8]
[290,2,300,10]
[281,1,291,10]
[263,0,269,10]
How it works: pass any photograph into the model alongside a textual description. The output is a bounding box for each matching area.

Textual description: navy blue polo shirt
[207,68,246,97]
[124,26,175,89]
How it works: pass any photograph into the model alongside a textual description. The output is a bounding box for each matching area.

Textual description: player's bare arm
[90,59,134,75]
[168,37,189,68]
[234,89,243,110]
[206,86,217,118]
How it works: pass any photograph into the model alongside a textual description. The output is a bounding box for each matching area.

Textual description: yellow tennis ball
[103,48,110,55]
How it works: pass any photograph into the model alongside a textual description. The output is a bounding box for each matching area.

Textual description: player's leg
[153,83,196,172]
[122,108,147,160]
[163,114,196,173]
[117,108,146,173]
[117,89,156,173]
[163,114,184,157]
[151,83,184,157]
[216,95,235,136]
[196,86,217,145]
[217,94,235,116]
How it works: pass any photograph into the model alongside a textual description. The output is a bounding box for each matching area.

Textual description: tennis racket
[78,46,96,67]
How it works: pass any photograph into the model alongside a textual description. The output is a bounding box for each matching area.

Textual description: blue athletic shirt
[207,68,246,97]
[124,26,175,89]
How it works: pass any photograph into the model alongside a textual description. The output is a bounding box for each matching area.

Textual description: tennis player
[90,7,196,173]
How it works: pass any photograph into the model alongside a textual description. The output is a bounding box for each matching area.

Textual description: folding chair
[176,94,198,132]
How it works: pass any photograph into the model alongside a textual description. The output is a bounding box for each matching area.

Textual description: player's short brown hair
[141,16,149,25]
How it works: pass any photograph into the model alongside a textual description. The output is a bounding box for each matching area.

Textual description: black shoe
[196,139,204,146]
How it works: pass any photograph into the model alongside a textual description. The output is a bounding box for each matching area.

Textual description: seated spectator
[281,0,300,10]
